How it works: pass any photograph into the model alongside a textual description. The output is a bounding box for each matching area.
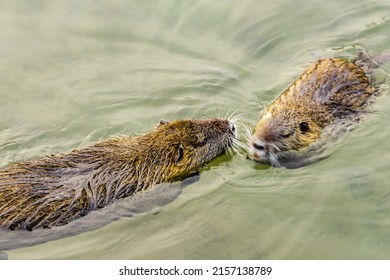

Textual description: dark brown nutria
[0,118,236,231]
[247,51,389,167]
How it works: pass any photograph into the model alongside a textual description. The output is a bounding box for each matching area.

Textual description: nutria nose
[229,122,236,134]
[253,142,265,151]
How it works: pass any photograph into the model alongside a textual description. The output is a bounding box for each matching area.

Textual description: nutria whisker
[229,115,241,125]
[225,106,243,123]
[227,139,242,157]
[241,122,254,145]
[231,139,246,156]
[224,107,236,121]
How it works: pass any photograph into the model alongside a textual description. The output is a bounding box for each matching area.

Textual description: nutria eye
[253,143,265,151]
[299,122,310,133]
[197,139,207,147]
[175,145,184,165]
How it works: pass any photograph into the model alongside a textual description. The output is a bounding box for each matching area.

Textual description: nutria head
[247,58,374,167]
[91,118,237,185]
[139,118,237,181]
[247,108,323,166]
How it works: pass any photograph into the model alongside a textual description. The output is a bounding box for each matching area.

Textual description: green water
[1,0,390,259]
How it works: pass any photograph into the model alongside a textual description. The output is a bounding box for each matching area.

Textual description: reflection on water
[1,0,390,259]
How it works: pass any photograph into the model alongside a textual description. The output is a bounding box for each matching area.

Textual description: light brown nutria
[0,118,236,231]
[248,52,389,167]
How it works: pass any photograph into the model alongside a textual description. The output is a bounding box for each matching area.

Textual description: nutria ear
[175,144,184,165]
[159,120,170,126]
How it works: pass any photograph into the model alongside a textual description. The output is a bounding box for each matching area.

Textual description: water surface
[1,0,390,259]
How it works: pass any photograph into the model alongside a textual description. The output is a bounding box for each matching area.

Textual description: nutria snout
[0,118,236,230]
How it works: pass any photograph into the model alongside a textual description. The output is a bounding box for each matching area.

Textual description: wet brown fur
[0,118,235,230]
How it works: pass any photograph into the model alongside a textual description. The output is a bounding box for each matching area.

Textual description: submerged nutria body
[248,54,386,167]
[0,118,236,230]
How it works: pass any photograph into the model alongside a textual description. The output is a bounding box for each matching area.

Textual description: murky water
[1,0,390,259]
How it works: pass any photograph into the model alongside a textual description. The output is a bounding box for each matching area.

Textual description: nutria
[247,51,389,167]
[0,118,236,231]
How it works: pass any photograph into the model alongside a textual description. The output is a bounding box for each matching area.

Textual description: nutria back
[248,57,377,167]
[0,118,236,230]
